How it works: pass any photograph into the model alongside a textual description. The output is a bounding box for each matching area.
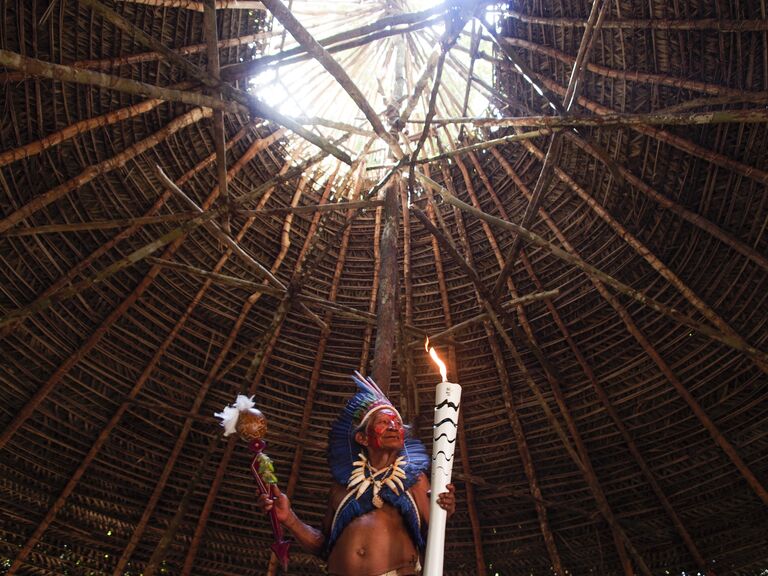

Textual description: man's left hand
[437,483,456,517]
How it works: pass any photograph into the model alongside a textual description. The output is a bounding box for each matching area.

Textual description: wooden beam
[78,0,351,163]
[4,153,286,575]
[2,212,199,235]
[0,107,212,234]
[203,0,231,233]
[490,148,768,507]
[453,149,637,576]
[0,123,273,340]
[414,289,560,346]
[371,177,400,392]
[155,165,284,289]
[260,0,402,157]
[0,148,328,448]
[415,171,768,366]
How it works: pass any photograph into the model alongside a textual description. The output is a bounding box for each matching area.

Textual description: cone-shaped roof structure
[1,0,767,575]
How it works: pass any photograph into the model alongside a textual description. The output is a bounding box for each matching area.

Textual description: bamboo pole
[260,0,402,157]
[115,0,265,10]
[78,0,351,163]
[203,0,231,233]
[0,148,329,449]
[415,171,768,366]
[0,107,212,234]
[2,212,199,235]
[451,152,636,576]
[503,11,768,31]
[491,145,768,511]
[4,151,288,574]
[0,123,275,340]
[514,134,768,373]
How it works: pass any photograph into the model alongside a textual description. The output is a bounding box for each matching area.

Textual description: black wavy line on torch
[433,432,457,443]
[434,417,458,428]
[434,450,455,462]
[436,399,460,410]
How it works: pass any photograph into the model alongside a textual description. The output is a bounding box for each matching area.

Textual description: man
[258,372,456,576]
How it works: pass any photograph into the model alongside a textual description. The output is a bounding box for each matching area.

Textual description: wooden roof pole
[203,0,231,233]
[0,143,324,332]
[0,89,187,167]
[397,178,419,422]
[524,66,768,187]
[450,154,637,576]
[0,32,275,82]
[489,147,768,508]
[111,185,301,576]
[411,200,652,576]
[0,106,211,234]
[484,326,566,575]
[487,0,609,300]
[4,175,281,574]
[422,173,486,576]
[265,208,354,576]
[563,132,768,273]
[516,135,768,375]
[181,325,283,576]
[116,0,267,10]
[505,11,768,31]
[77,0,351,164]
[182,175,364,574]
[358,207,382,374]
[0,138,314,451]
[142,433,221,576]
[469,146,704,568]
[495,39,753,97]
[417,172,768,367]
[372,176,400,392]
[224,4,448,80]
[0,124,275,339]
[260,0,403,158]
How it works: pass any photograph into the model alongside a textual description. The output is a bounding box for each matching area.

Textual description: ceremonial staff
[215,396,291,571]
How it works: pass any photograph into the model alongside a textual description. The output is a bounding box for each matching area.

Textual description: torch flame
[425,337,448,382]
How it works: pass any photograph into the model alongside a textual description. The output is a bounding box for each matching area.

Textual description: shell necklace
[347,452,407,508]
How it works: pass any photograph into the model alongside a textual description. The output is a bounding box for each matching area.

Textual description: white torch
[423,340,462,576]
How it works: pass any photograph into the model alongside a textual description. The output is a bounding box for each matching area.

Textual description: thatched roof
[1,0,767,575]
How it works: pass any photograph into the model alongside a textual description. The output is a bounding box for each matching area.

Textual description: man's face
[365,408,404,450]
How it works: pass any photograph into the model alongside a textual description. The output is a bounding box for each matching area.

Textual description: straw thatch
[1,0,766,575]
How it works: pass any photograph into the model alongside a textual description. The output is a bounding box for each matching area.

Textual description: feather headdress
[328,372,428,485]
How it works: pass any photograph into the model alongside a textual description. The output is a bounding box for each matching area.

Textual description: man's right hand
[256,485,292,525]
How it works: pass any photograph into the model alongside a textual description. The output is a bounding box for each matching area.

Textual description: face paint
[366,409,404,449]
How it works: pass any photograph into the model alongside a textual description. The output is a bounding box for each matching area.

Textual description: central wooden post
[371,175,400,393]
